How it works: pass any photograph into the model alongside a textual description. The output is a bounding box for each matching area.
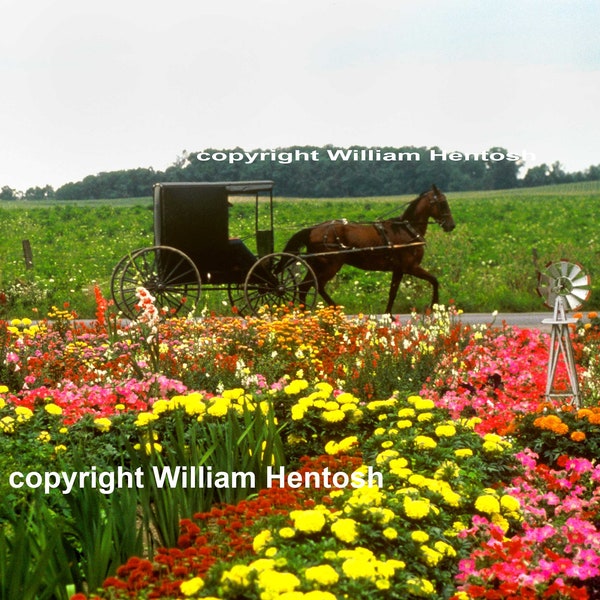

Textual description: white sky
[1,0,599,191]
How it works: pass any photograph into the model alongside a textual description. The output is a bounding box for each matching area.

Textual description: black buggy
[110,181,318,318]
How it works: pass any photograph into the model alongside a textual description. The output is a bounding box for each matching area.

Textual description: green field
[0,182,598,318]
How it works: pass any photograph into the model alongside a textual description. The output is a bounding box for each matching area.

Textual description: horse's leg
[385,270,403,315]
[408,266,439,307]
[312,258,343,306]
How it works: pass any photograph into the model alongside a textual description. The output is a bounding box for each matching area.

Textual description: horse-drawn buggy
[110,181,454,318]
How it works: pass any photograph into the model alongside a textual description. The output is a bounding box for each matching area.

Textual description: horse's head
[428,185,455,232]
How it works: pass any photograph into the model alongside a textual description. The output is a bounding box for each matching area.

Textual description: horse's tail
[283,227,312,254]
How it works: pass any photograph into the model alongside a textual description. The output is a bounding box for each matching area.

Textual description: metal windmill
[536,259,591,408]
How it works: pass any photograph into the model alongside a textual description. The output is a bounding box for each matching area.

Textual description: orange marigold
[534,415,569,435]
[570,431,586,442]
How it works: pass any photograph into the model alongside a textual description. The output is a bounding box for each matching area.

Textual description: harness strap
[374,222,392,247]
[400,220,424,242]
[323,219,349,249]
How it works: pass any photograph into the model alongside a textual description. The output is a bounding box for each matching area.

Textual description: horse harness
[321,218,423,251]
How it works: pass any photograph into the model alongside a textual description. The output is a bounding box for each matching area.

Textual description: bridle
[428,190,453,229]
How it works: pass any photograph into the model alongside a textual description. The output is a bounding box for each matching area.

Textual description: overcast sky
[2,0,599,191]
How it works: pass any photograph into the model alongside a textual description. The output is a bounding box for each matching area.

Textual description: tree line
[2,145,599,200]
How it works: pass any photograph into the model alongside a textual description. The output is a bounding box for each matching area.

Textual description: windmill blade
[565,293,583,310]
[567,262,583,279]
[570,287,591,302]
[571,274,591,289]
[546,262,564,280]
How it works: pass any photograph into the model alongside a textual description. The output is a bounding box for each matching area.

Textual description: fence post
[22,240,34,269]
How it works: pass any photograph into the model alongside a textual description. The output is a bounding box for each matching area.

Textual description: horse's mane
[389,191,427,223]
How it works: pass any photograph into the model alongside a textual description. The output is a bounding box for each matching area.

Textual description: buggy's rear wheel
[110,248,144,314]
[117,246,201,319]
[243,252,318,315]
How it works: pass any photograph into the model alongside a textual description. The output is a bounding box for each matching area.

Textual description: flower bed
[1,295,600,599]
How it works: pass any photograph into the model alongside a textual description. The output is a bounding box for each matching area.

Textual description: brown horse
[283,185,455,314]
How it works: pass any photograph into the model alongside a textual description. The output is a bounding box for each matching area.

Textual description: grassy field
[0,182,598,318]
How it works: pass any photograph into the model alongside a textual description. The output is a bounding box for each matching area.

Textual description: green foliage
[0,183,599,317]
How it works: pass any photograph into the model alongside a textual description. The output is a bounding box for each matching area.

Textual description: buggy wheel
[118,246,201,319]
[243,252,318,315]
[110,249,144,314]
[227,283,252,316]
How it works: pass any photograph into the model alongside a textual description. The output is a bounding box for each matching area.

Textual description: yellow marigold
[249,558,276,572]
[180,576,204,596]
[253,529,273,553]
[38,430,51,443]
[492,513,510,533]
[454,448,473,458]
[291,404,307,421]
[331,518,359,543]
[397,407,416,418]
[182,393,206,416]
[207,397,230,417]
[420,545,443,566]
[406,577,435,597]
[434,540,457,557]
[0,385,8,394]
[475,494,501,515]
[257,570,300,597]
[278,527,296,539]
[403,496,431,519]
[15,406,33,421]
[94,417,112,432]
[366,398,397,411]
[321,409,345,423]
[315,381,334,395]
[341,557,377,580]
[396,419,413,429]
[305,564,340,586]
[336,392,358,404]
[221,564,252,588]
[346,485,384,508]
[284,379,309,395]
[413,435,437,450]
[389,457,412,478]
[303,591,337,600]
[376,449,400,465]
[134,412,159,427]
[290,510,327,534]
[435,424,457,437]
[482,432,512,452]
[151,399,172,414]
[500,494,521,513]
[44,403,63,416]
[383,527,398,540]
[412,397,435,411]
[411,530,430,543]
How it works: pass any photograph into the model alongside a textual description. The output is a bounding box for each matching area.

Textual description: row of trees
[2,145,599,200]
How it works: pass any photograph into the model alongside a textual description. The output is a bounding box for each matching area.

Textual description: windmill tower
[536,260,591,408]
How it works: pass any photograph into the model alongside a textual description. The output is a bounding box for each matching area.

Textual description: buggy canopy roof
[153,181,274,194]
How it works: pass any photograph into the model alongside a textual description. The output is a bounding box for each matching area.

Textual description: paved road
[453,312,554,332]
